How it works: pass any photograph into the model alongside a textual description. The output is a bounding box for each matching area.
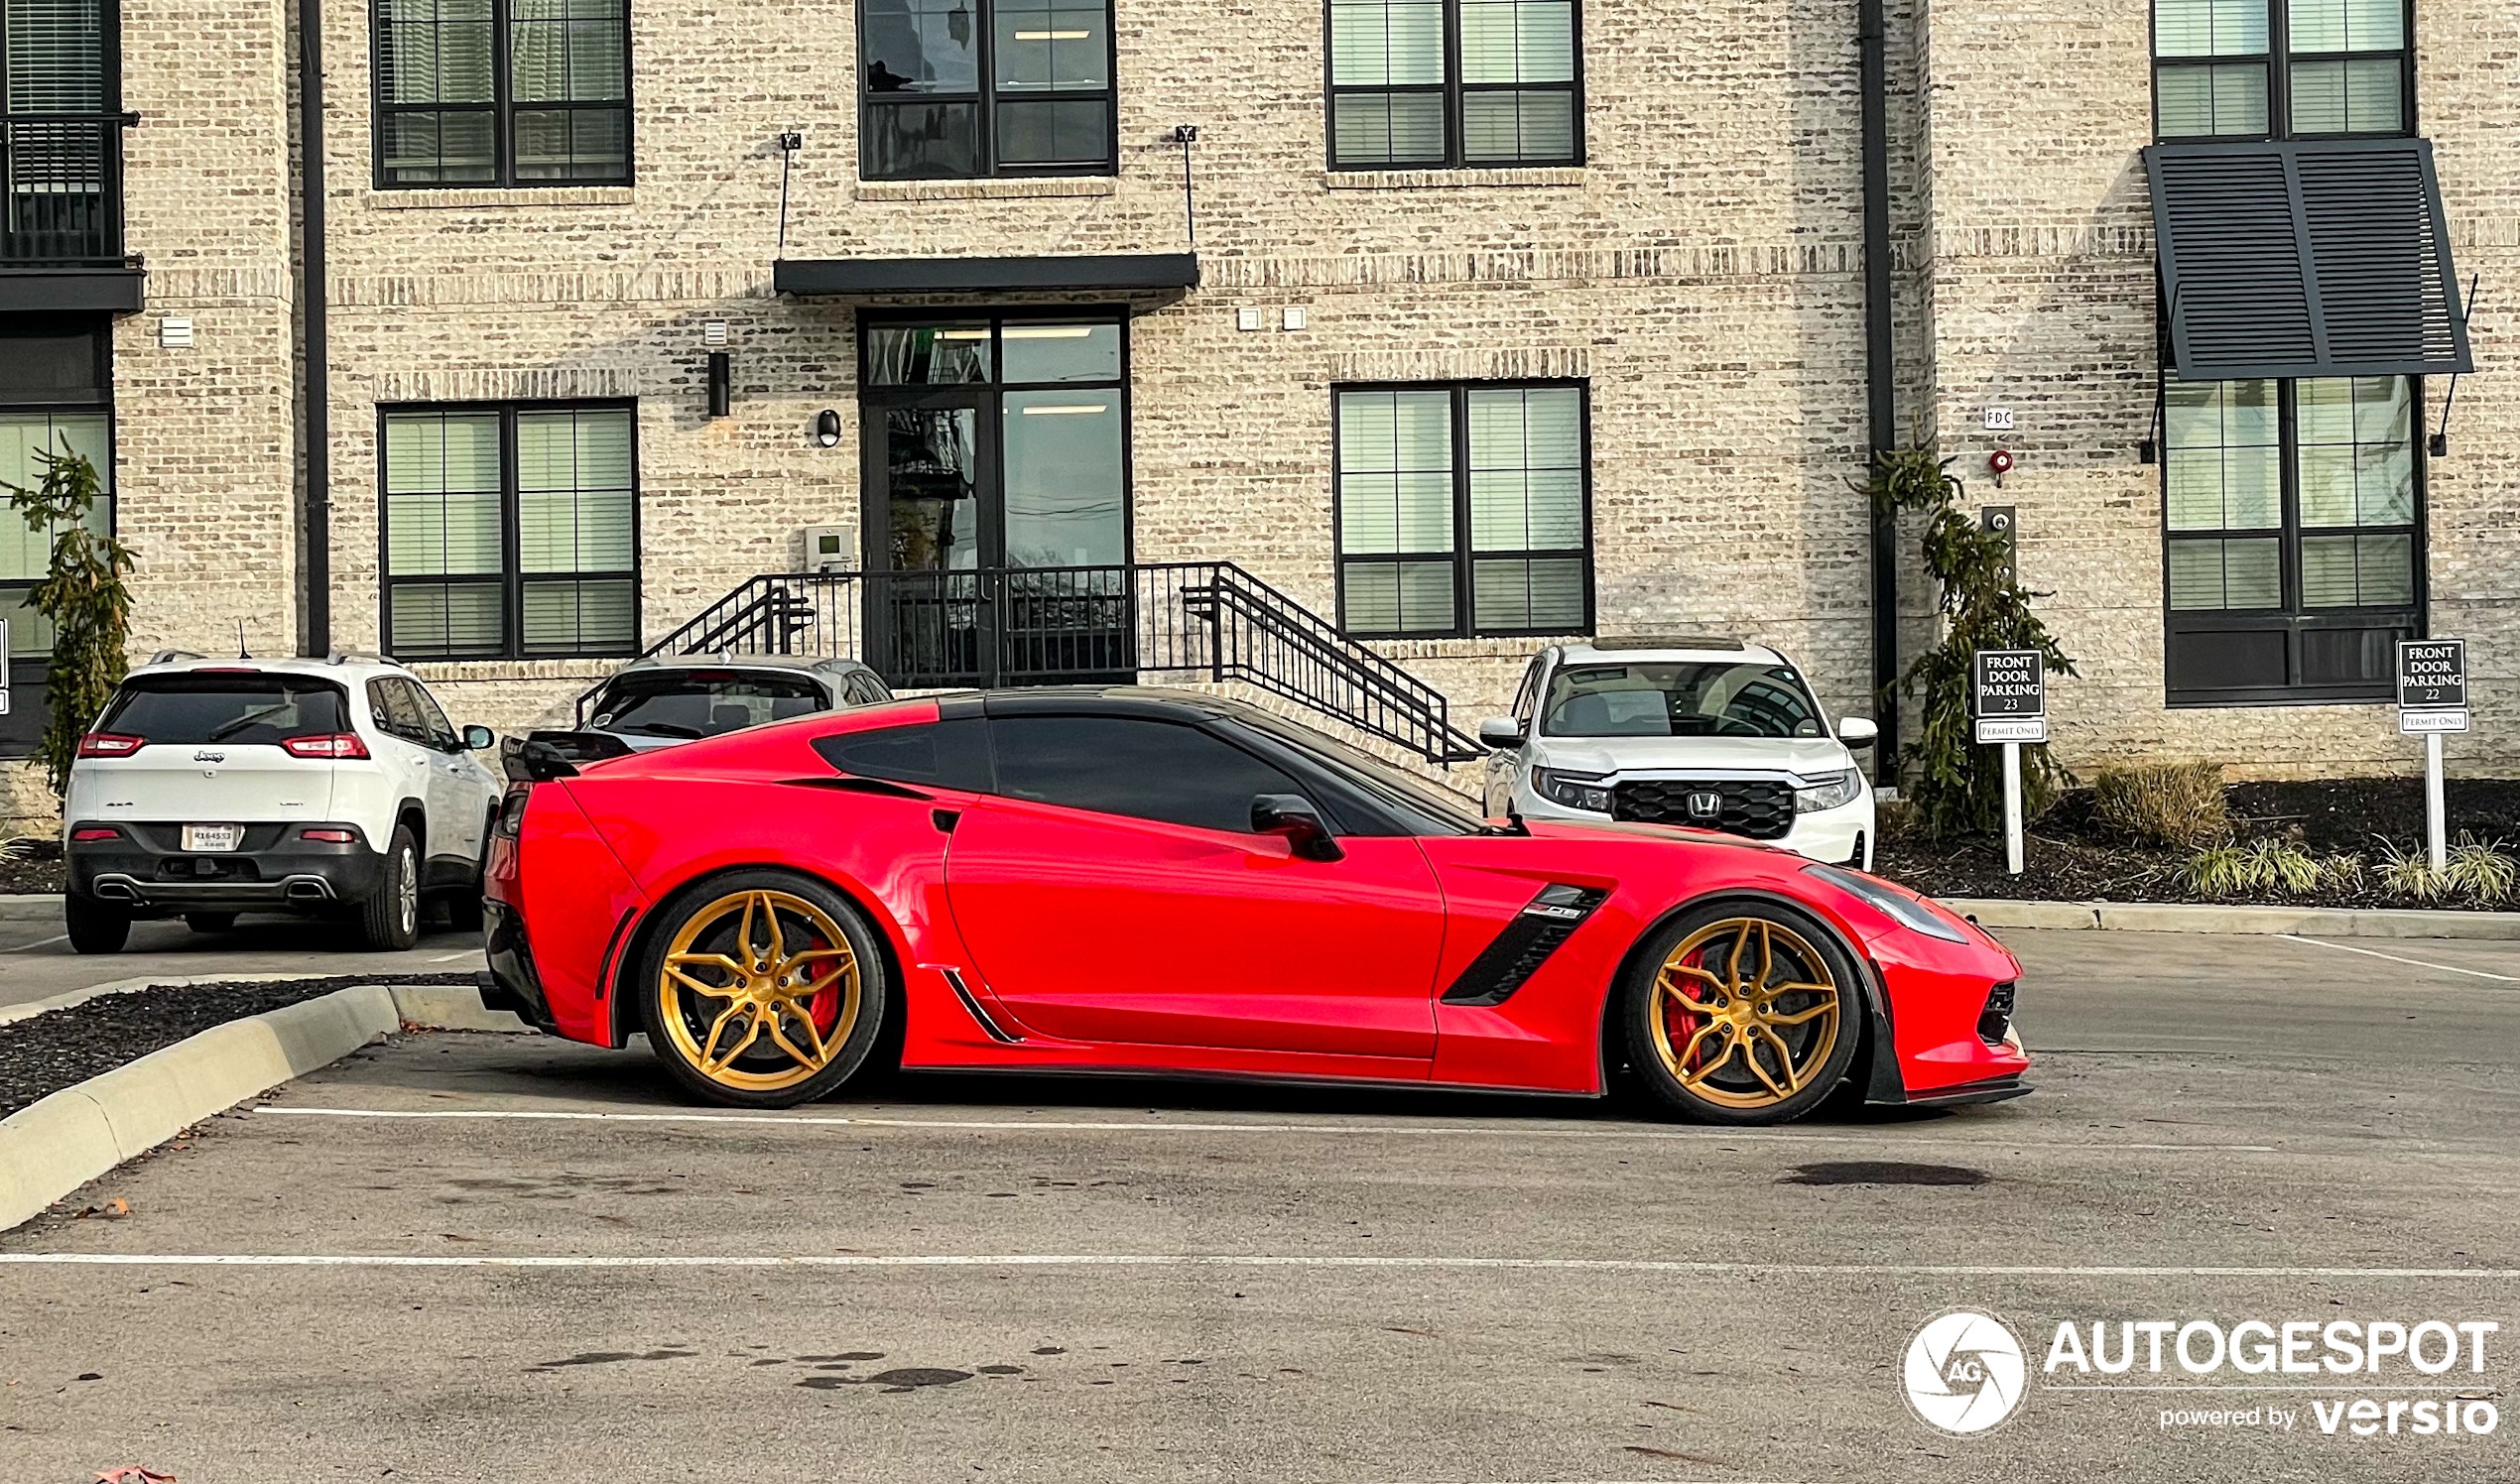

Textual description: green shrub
[2247,838,2322,893]
[1858,441,2077,840]
[2090,762,2229,849]
[2176,838,2323,897]
[4,448,132,797]
[2177,846,2257,898]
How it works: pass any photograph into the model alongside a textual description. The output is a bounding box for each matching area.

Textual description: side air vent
[1441,884,1611,1008]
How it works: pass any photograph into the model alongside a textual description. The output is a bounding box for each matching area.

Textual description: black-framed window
[2153,0,2411,141]
[859,311,1130,571]
[381,402,640,660]
[2161,374,2423,704]
[0,313,111,759]
[373,0,631,186]
[1327,0,1579,170]
[858,0,1115,180]
[1333,381,1590,639]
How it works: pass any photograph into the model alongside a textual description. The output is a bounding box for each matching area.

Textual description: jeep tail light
[77,733,145,757]
[282,733,371,760]
[70,826,121,841]
[301,827,358,843]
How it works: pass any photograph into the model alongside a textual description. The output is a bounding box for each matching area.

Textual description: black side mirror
[1251,794,1343,862]
[461,724,496,752]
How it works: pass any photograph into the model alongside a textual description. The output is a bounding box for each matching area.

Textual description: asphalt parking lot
[2,927,2515,1482]
[0,900,479,1009]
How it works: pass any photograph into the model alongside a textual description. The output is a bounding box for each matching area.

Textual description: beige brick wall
[13,0,2512,836]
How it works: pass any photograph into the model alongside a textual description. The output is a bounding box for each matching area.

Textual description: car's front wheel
[1622,902,1863,1126]
[64,893,130,955]
[635,871,887,1109]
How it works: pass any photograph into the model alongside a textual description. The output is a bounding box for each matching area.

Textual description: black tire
[64,893,130,955]
[1621,899,1866,1127]
[359,825,422,951]
[635,869,889,1110]
[184,912,238,934]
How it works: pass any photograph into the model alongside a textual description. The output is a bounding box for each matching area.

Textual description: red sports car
[479,688,2029,1125]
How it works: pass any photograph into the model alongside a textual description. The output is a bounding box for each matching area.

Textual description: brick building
[0,0,2508,829]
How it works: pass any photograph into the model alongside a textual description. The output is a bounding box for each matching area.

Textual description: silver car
[573,655,894,752]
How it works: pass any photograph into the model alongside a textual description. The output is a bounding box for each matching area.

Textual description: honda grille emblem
[1687,791,1722,820]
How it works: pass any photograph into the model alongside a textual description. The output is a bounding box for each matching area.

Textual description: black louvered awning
[2145,138,2472,381]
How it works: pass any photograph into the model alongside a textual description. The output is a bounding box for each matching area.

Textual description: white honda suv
[1479,637,1879,868]
[62,654,503,953]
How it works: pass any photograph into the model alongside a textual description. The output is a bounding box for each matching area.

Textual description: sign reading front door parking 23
[1971,649,2046,744]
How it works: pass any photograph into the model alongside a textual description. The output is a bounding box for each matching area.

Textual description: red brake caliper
[802,933,842,1035]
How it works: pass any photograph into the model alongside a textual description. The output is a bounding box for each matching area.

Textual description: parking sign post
[1970,649,2047,876]
[2397,640,2469,873]
[0,617,9,718]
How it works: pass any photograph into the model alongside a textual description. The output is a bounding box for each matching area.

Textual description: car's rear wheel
[184,912,237,934]
[1622,902,1863,1126]
[64,893,130,955]
[635,871,886,1109]
[359,826,422,951]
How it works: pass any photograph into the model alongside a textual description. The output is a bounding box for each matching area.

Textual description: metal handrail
[639,562,1483,763]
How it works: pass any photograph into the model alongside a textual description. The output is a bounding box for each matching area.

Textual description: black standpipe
[1859,0,1900,781]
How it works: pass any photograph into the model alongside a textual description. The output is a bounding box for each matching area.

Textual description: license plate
[182,824,244,852]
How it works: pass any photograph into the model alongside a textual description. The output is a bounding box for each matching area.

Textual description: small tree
[1861,440,2076,840]
[6,448,133,796]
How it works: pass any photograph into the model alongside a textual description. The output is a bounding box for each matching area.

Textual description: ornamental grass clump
[2090,761,2229,849]
[2175,838,2328,898]
[2442,833,2519,904]
[2376,840,2446,902]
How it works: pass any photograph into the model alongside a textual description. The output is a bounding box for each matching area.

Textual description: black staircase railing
[642,563,1484,764]
[2,114,131,267]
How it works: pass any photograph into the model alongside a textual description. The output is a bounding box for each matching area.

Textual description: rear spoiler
[502,729,634,783]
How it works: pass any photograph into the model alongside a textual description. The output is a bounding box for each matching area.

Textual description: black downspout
[298,0,330,656]
[1858,0,1899,781]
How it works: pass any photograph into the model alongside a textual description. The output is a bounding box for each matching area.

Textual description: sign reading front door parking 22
[1971,650,2046,745]
[2397,640,2469,735]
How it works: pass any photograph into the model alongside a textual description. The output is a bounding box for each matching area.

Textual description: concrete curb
[0,981,533,1230]
[0,894,63,923]
[1947,898,2520,939]
[0,985,399,1231]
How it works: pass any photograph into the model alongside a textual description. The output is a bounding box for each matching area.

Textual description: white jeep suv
[1479,637,1878,868]
[62,654,503,953]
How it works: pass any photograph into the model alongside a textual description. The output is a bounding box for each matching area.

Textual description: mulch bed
[0,974,470,1122]
[1876,776,2520,909]
[0,834,66,895]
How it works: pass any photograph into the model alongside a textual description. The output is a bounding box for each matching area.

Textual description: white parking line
[2277,934,2520,983]
[251,1105,2278,1153]
[0,1253,2512,1278]
[428,949,478,963]
[1,932,68,953]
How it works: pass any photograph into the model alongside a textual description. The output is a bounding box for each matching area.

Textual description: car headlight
[1795,768,1863,813]
[1532,767,1613,813]
[1801,861,1970,942]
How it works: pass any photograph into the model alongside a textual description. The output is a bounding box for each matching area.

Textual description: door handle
[931,808,960,834]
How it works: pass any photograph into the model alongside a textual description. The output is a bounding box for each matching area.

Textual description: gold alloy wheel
[1648,917,1842,1110]
[655,889,861,1093]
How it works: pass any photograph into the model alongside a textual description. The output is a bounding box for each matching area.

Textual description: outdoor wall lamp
[815,409,842,447]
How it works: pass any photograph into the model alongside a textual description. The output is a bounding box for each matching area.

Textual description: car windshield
[1227,708,1487,834]
[1542,661,1826,739]
[591,671,827,739]
[97,674,351,745]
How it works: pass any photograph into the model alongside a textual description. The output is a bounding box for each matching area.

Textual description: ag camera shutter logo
[1904,1308,2030,1435]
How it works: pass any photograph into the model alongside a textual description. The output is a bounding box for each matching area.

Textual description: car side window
[988,715,1307,835]
[1510,660,1542,724]
[365,679,424,743]
[813,718,994,792]
[406,681,460,749]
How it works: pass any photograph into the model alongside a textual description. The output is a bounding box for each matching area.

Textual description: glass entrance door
[860,314,1132,686]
